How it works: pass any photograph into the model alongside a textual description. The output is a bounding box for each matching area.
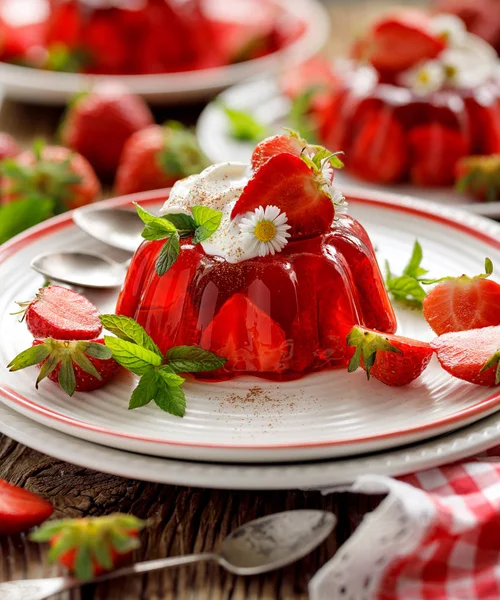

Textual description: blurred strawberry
[115,122,209,196]
[60,83,153,178]
[0,0,47,62]
[348,107,408,184]
[0,479,53,536]
[0,133,19,160]
[455,154,500,201]
[0,140,100,212]
[408,124,469,186]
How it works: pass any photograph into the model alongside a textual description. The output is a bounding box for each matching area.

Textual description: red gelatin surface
[116,214,397,381]
[320,64,500,187]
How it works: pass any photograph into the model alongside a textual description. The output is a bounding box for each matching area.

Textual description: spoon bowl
[73,207,143,253]
[31,252,127,289]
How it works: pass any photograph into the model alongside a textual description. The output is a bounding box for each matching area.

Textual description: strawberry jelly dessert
[289,11,500,188]
[116,135,396,380]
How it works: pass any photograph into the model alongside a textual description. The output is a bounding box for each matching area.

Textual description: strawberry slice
[231,152,335,238]
[431,326,500,387]
[347,326,434,386]
[200,293,287,373]
[423,259,500,335]
[251,133,304,171]
[31,514,146,580]
[8,338,118,396]
[367,11,445,74]
[0,479,53,536]
[20,285,102,340]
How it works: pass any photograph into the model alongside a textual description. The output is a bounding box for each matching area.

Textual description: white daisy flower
[429,14,467,47]
[399,60,445,95]
[440,35,497,88]
[238,205,291,257]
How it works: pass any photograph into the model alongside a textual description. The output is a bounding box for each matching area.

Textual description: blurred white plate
[197,77,500,219]
[0,0,329,105]
[0,190,499,464]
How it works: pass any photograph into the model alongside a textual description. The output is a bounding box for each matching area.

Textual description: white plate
[0,190,499,463]
[197,78,500,219]
[0,0,328,105]
[2,400,500,490]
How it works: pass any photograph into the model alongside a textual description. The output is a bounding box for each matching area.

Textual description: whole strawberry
[0,479,53,536]
[423,258,500,334]
[1,140,100,213]
[8,338,118,396]
[347,326,434,386]
[431,326,500,386]
[19,285,102,340]
[455,154,500,202]
[114,122,209,196]
[60,83,154,178]
[31,514,146,580]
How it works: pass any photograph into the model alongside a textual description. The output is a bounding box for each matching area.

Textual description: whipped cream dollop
[160,161,345,264]
[160,162,254,264]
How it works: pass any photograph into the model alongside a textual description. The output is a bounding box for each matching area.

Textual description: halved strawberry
[423,259,500,335]
[8,338,118,396]
[347,326,434,386]
[31,514,146,580]
[0,479,53,536]
[366,11,446,74]
[200,293,287,373]
[431,326,500,386]
[251,133,304,171]
[20,285,102,340]
[231,152,336,237]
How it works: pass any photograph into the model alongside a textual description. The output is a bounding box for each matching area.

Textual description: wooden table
[0,2,423,598]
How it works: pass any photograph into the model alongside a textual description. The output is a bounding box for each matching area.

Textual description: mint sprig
[134,203,223,277]
[385,240,429,308]
[100,315,226,417]
[220,104,269,142]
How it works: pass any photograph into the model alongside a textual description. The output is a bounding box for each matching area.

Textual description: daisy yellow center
[444,64,457,80]
[418,70,431,85]
[254,220,276,242]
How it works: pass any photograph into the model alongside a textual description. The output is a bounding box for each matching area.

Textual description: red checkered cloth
[310,452,500,600]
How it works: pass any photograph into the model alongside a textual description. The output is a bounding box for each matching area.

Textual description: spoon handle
[0,553,219,600]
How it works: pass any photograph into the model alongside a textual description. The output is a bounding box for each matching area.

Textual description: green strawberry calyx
[420,257,494,286]
[347,326,402,379]
[30,513,147,581]
[158,120,210,180]
[480,350,500,385]
[456,155,500,203]
[7,339,113,397]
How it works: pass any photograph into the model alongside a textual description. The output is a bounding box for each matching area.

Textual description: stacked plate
[0,190,500,489]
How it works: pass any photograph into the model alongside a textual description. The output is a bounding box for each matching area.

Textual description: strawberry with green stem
[8,339,118,396]
[455,154,500,203]
[31,514,146,580]
[347,326,434,386]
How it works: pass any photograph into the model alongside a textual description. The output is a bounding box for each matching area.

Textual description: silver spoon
[0,510,335,600]
[73,207,143,252]
[31,252,128,289]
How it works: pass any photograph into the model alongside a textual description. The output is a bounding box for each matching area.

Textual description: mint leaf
[99,315,161,357]
[221,104,268,142]
[156,365,185,386]
[162,213,196,236]
[134,203,177,241]
[192,206,223,244]
[385,240,428,308]
[129,367,159,409]
[288,87,322,142]
[165,346,227,373]
[154,383,186,417]
[155,232,180,276]
[104,336,162,375]
[0,197,54,244]
[403,241,427,278]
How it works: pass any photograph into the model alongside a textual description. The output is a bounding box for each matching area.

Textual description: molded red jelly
[320,67,500,187]
[116,214,396,380]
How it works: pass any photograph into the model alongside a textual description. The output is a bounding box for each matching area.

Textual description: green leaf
[99,315,161,357]
[134,202,177,241]
[220,104,268,142]
[35,353,60,388]
[165,346,227,373]
[480,350,500,385]
[30,520,74,542]
[347,345,362,373]
[155,232,180,276]
[154,384,186,417]
[47,530,79,562]
[385,240,429,308]
[104,336,162,375]
[403,241,425,278]
[483,258,493,278]
[75,546,93,581]
[162,213,196,236]
[157,121,209,178]
[71,350,102,381]
[192,206,223,244]
[58,354,76,396]
[129,367,159,409]
[79,341,113,360]
[156,365,185,386]
[0,197,54,244]
[7,343,50,371]
[92,541,113,570]
[387,275,427,303]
